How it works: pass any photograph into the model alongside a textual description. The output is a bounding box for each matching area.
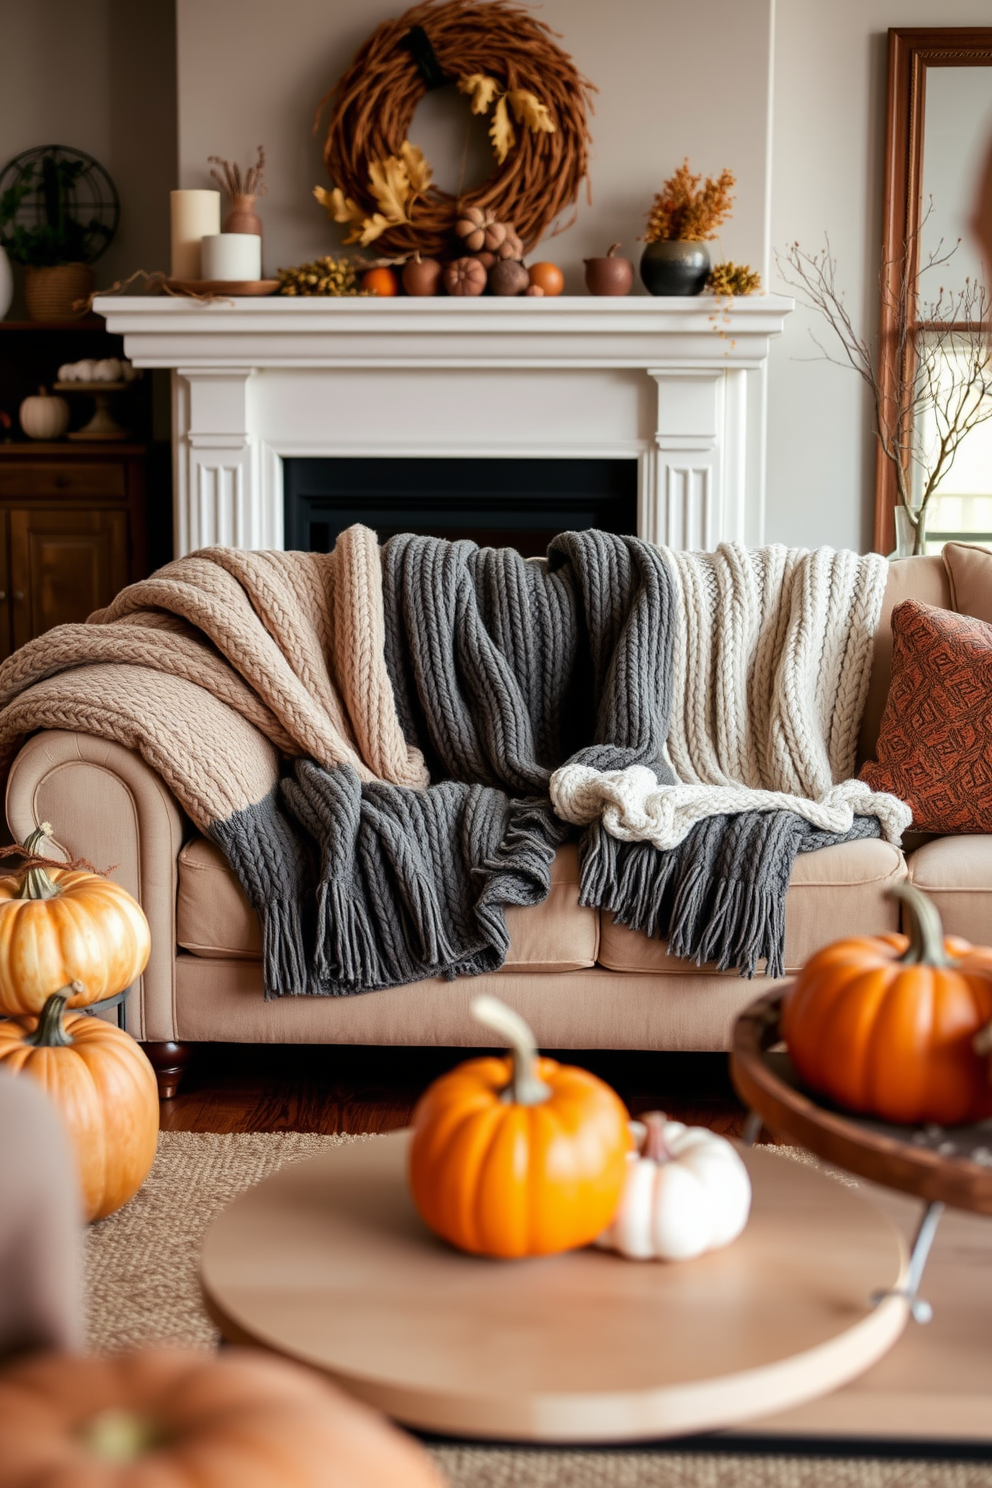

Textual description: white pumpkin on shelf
[19,387,70,442]
[597,1112,752,1262]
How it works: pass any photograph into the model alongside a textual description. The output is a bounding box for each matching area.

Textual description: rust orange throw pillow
[859,599,992,832]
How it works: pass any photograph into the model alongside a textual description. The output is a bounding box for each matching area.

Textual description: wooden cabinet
[0,445,146,660]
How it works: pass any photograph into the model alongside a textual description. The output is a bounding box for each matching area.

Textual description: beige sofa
[4,554,981,1094]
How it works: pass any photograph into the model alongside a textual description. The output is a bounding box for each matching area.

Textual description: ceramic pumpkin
[783,881,992,1125]
[18,386,70,441]
[597,1113,751,1261]
[0,989,159,1221]
[408,995,631,1258]
[0,823,151,1016]
[0,1347,444,1488]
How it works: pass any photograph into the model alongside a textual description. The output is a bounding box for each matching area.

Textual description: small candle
[170,190,221,279]
[200,233,262,282]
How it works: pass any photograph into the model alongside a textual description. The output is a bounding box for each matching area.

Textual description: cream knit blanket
[550,543,911,850]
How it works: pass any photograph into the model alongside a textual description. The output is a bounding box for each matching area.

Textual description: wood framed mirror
[875,27,992,554]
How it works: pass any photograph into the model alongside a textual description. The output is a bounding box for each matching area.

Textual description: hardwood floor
[158,1043,750,1137]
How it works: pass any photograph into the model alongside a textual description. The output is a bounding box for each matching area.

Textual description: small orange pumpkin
[0,1348,444,1488]
[409,995,631,1258]
[360,266,399,296]
[782,881,992,1126]
[0,988,159,1221]
[0,823,150,1015]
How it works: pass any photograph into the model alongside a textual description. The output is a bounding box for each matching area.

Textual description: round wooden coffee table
[200,1130,910,1443]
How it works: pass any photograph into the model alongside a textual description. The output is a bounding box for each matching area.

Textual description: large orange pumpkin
[782,881,992,1125]
[0,823,150,1016]
[0,989,159,1221]
[0,1348,444,1488]
[409,995,631,1258]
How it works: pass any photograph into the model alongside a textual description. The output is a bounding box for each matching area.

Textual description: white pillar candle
[170,190,221,279]
[200,233,262,282]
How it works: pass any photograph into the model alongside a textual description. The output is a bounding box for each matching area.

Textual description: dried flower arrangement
[645,160,735,243]
[707,261,761,296]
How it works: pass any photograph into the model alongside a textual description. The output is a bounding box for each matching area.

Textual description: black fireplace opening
[282,457,638,558]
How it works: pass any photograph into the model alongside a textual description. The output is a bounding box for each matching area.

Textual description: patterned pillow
[859,598,992,833]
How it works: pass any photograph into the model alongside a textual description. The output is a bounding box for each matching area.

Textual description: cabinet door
[10,509,128,649]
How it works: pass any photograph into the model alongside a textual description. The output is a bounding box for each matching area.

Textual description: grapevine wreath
[314,0,596,260]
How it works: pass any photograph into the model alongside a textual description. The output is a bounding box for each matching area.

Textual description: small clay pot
[224,194,262,236]
[402,256,443,296]
[488,259,529,296]
[583,244,634,297]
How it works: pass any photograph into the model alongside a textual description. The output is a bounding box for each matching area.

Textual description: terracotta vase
[224,194,263,236]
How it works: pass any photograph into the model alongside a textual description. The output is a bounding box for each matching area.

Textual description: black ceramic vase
[639,240,710,296]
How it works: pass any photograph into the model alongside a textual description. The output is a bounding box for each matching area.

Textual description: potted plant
[640,160,736,296]
[0,146,119,321]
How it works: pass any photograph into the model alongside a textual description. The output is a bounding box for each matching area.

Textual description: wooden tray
[200,1129,908,1443]
[731,990,992,1214]
[165,278,279,296]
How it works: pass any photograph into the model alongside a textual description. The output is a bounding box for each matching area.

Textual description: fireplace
[95,296,793,557]
[283,456,638,556]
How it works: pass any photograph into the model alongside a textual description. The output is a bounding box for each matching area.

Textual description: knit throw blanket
[0,529,909,993]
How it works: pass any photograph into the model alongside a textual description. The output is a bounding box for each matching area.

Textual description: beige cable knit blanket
[0,529,427,833]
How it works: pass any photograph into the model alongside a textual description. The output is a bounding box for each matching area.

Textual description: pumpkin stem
[889,881,956,968]
[470,995,552,1107]
[607,242,622,257]
[641,1111,674,1163]
[22,984,83,1048]
[19,821,61,900]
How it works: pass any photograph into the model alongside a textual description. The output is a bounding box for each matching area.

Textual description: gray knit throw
[214,530,878,994]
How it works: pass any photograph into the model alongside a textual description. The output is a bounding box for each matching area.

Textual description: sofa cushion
[176,837,599,971]
[942,541,992,625]
[596,837,906,975]
[858,554,949,767]
[859,599,992,833]
[908,835,992,944]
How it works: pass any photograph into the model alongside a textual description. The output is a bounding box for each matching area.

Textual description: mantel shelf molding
[95,295,793,556]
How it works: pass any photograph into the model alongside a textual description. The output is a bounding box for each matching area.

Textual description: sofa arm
[5,731,185,1042]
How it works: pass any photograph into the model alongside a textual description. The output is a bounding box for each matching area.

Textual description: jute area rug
[84,1131,992,1488]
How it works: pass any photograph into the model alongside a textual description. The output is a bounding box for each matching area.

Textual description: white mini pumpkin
[19,387,70,442]
[93,357,123,382]
[597,1112,751,1261]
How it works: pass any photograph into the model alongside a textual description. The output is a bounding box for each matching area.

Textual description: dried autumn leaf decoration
[314,140,433,244]
[645,160,736,243]
[456,75,555,165]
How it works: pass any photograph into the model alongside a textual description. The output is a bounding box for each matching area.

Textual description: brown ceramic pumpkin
[0,1348,444,1488]
[782,881,992,1125]
[0,990,159,1221]
[442,256,486,296]
[0,823,150,1016]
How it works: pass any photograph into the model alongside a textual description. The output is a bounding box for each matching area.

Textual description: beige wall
[767,0,992,552]
[175,0,774,290]
[0,0,176,302]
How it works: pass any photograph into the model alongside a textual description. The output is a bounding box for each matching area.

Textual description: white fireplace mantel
[95,295,793,556]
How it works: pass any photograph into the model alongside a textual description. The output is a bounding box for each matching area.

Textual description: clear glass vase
[889,504,927,558]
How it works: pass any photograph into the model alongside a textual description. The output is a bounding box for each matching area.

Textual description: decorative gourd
[783,881,992,1125]
[0,988,159,1221]
[528,261,564,296]
[487,259,529,296]
[0,823,151,1016]
[18,386,70,441]
[402,254,442,296]
[442,256,487,296]
[597,1113,751,1261]
[0,1347,444,1488]
[408,995,631,1258]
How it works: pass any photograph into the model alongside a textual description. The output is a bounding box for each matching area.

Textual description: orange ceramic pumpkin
[0,1348,444,1488]
[0,823,150,1016]
[409,995,631,1258]
[360,266,400,296]
[0,990,159,1221]
[782,881,992,1125]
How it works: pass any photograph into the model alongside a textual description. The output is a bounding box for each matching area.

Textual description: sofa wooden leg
[142,1041,193,1101]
